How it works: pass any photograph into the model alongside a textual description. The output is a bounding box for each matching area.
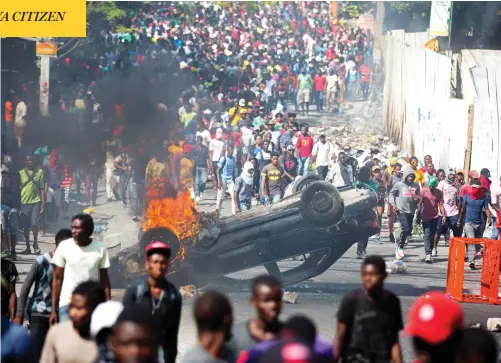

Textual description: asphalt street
[10,108,501,362]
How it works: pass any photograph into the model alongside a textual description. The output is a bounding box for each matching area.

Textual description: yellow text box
[0,0,86,37]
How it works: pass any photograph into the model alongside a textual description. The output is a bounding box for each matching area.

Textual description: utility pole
[21,37,53,116]
[447,1,454,50]
[39,51,51,117]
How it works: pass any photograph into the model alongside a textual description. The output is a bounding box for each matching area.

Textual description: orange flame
[142,177,200,268]
[142,190,199,241]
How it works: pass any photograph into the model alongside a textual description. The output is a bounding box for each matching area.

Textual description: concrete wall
[381,32,501,182]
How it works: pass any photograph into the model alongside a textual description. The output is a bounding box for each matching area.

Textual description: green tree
[384,1,431,32]
[57,2,131,59]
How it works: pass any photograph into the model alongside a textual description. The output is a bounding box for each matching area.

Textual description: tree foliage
[341,2,373,19]
[214,1,273,15]
[57,2,131,59]
[384,1,431,32]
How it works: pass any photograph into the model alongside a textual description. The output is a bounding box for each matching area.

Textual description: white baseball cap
[90,301,124,338]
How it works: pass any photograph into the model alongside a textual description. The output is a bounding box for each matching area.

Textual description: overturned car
[109,175,380,287]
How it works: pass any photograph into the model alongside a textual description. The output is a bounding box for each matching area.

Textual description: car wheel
[292,174,324,193]
[300,181,344,229]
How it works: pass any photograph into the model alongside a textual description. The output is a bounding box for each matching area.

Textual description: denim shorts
[1,204,19,234]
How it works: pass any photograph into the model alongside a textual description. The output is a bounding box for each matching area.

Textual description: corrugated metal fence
[381,31,500,182]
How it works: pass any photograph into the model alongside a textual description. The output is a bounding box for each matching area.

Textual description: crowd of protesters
[1,1,501,362]
[2,0,379,257]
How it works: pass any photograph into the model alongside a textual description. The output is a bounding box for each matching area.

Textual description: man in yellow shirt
[19,155,45,255]
[229,99,247,126]
[409,156,425,186]
[178,144,195,198]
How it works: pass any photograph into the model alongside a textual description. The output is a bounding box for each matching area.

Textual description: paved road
[10,107,501,361]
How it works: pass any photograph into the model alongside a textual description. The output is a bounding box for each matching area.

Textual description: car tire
[292,174,324,193]
[300,181,344,229]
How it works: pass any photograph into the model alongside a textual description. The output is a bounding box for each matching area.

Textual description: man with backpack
[19,155,45,255]
[122,241,182,363]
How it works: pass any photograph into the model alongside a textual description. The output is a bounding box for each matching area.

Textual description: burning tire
[300,181,344,229]
[292,174,324,193]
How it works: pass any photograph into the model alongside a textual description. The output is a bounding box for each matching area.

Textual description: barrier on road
[446,237,501,305]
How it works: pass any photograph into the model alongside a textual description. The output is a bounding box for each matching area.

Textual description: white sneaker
[432,248,438,257]
[200,192,204,199]
[195,196,201,202]
[395,248,405,260]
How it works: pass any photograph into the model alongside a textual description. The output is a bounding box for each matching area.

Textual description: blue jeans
[422,218,439,255]
[464,222,484,261]
[264,194,281,205]
[59,305,70,322]
[291,90,298,109]
[297,157,310,176]
[316,91,324,112]
[239,200,251,211]
[195,167,208,195]
[491,217,500,240]
[436,214,459,242]
[278,97,288,112]
[130,178,144,217]
[119,173,127,206]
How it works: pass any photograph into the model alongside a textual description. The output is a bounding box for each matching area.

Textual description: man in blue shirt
[216,144,237,215]
[458,179,492,269]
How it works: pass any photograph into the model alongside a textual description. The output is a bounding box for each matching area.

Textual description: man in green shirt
[182,104,197,129]
[19,155,45,255]
[297,69,313,116]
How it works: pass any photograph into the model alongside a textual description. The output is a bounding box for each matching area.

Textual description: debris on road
[179,285,201,299]
[486,318,501,332]
[386,260,408,274]
[283,291,298,304]
[470,323,481,329]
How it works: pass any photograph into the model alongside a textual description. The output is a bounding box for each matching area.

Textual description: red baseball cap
[468,170,479,179]
[403,291,464,345]
[145,241,171,256]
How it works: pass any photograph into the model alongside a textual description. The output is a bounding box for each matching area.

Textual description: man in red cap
[122,241,182,363]
[403,291,464,363]
[459,170,479,200]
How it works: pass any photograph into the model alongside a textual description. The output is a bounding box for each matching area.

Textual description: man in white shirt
[328,152,354,187]
[209,128,225,178]
[240,124,253,160]
[312,135,332,180]
[195,123,211,147]
[14,98,27,147]
[50,214,111,325]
